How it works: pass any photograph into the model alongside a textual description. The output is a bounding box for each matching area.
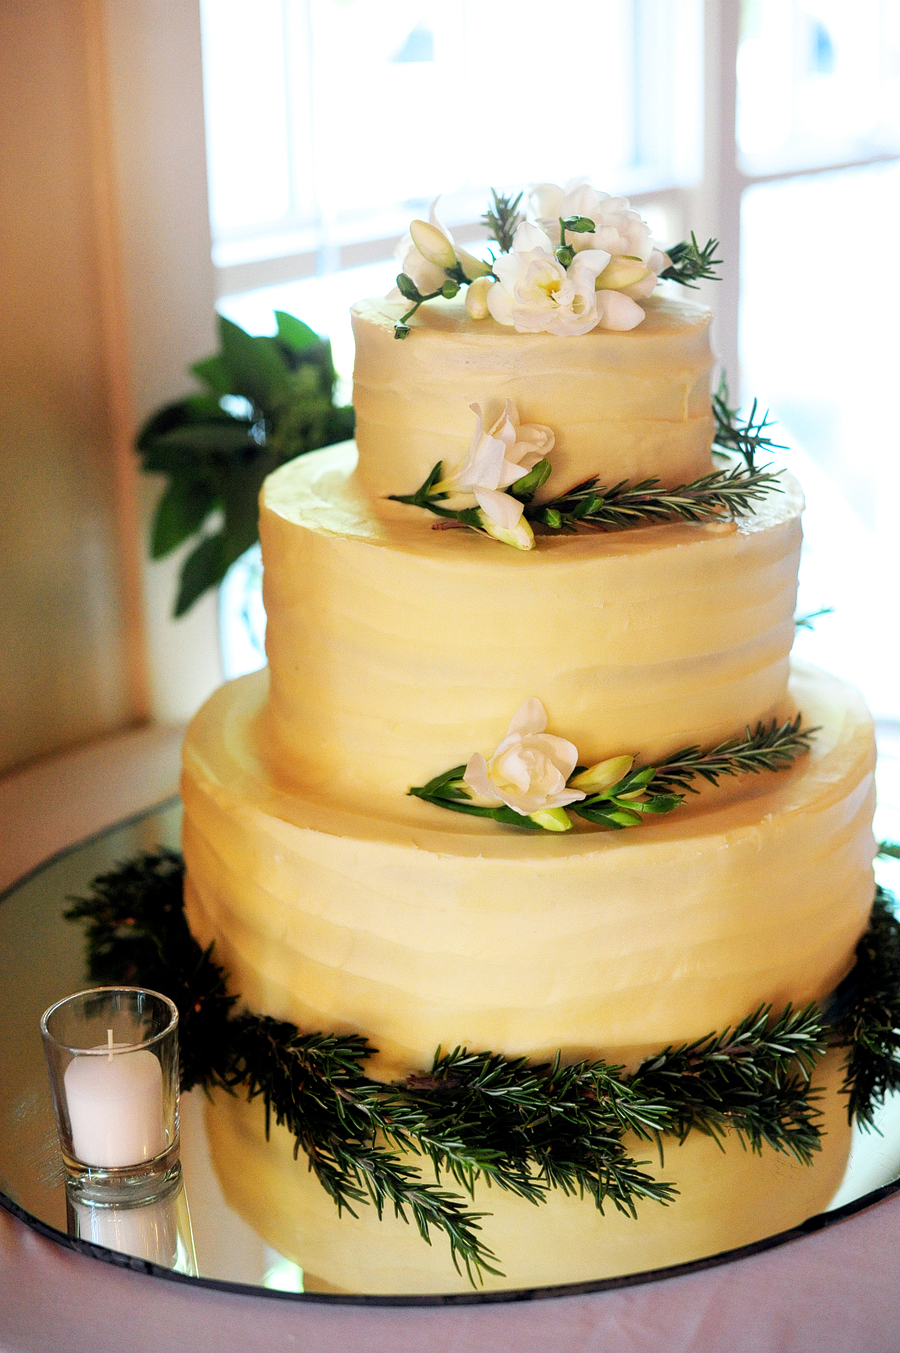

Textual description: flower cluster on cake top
[390,179,721,339]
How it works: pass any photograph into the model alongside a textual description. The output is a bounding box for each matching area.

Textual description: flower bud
[596,257,651,292]
[409,219,457,270]
[458,248,492,280]
[465,276,494,319]
[528,807,573,832]
[478,510,535,551]
[555,244,575,268]
[396,272,420,301]
[569,755,634,793]
[441,278,460,299]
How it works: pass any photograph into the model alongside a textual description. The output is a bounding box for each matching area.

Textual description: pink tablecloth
[2,1194,900,1353]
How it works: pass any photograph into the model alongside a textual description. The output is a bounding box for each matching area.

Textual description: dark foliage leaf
[135,396,233,455]
[190,354,233,399]
[828,883,900,1127]
[139,419,257,475]
[137,309,357,614]
[173,534,229,617]
[150,478,218,559]
[275,310,320,353]
[217,314,290,412]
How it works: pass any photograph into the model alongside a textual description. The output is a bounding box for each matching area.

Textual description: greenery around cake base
[65,849,900,1285]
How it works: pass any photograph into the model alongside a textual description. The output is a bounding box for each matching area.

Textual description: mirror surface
[2,802,900,1302]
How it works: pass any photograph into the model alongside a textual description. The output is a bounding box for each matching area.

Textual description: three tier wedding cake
[180,182,876,1293]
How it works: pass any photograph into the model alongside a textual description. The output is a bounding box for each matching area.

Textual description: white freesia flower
[487,221,611,336]
[531,180,654,262]
[436,400,553,542]
[394,201,457,295]
[529,179,668,308]
[463,699,586,817]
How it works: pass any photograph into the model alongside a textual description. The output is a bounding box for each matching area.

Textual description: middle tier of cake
[261,442,803,811]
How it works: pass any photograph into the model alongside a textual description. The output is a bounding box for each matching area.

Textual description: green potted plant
[137,310,354,617]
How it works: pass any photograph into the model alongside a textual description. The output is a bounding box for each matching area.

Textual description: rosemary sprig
[392,459,782,540]
[524,462,782,533]
[482,188,523,254]
[631,1005,826,1165]
[227,1018,502,1283]
[659,233,722,289]
[66,853,900,1284]
[64,849,236,1092]
[640,714,818,797]
[795,606,835,631]
[712,376,785,470]
[827,880,900,1129]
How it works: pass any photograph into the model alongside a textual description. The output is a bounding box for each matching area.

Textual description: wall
[0,0,224,776]
[0,0,139,774]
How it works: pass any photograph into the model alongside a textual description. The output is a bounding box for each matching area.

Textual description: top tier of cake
[351,292,716,512]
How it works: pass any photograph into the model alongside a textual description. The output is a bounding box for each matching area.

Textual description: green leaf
[561,215,597,234]
[510,458,552,504]
[412,764,469,797]
[274,311,320,353]
[217,315,290,413]
[135,397,230,454]
[142,421,257,471]
[173,534,228,617]
[150,478,217,559]
[221,462,269,557]
[323,404,355,445]
[628,794,683,815]
[490,806,544,828]
[190,354,232,399]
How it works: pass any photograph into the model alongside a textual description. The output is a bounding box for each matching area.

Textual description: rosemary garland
[65,851,900,1284]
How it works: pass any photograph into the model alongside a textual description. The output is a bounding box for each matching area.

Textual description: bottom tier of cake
[182,661,875,1080]
[204,1048,853,1295]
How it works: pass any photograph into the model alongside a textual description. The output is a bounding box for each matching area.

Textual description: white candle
[64,1043,167,1167]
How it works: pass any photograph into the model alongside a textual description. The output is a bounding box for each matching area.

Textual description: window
[201,0,704,292]
[735,2,900,721]
[203,0,900,733]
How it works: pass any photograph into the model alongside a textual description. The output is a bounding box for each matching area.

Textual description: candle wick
[107,1027,114,1059]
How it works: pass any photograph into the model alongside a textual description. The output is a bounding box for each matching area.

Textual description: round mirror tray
[3,795,900,1307]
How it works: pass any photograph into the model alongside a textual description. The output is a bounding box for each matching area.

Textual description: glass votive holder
[41,987,180,1203]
